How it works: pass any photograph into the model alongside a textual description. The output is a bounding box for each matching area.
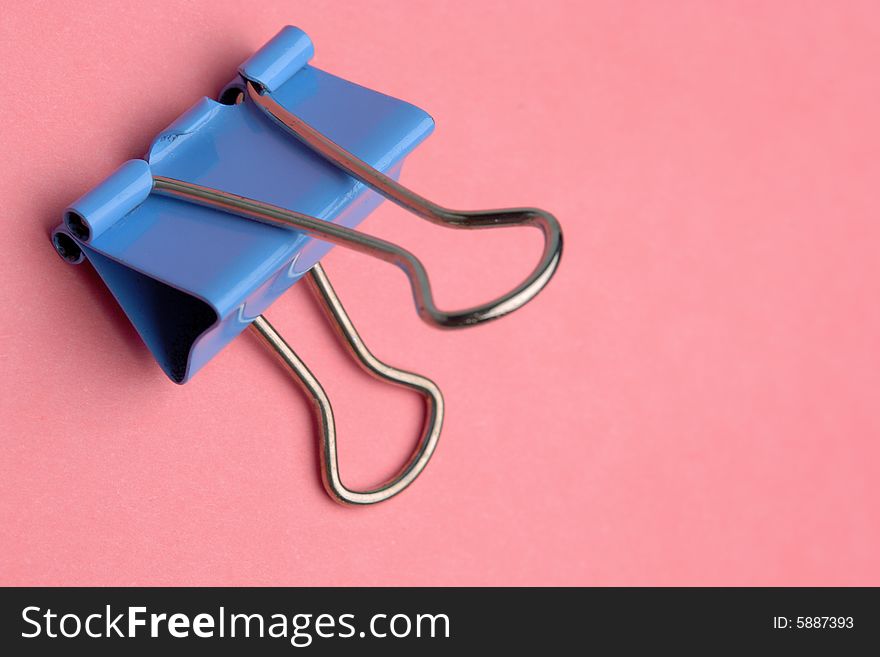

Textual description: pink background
[1,1,878,586]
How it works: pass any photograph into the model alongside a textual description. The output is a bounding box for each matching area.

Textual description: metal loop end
[249,263,444,505]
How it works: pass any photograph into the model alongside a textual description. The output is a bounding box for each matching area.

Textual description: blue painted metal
[53,26,434,383]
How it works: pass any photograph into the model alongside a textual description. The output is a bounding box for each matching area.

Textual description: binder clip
[51,26,563,505]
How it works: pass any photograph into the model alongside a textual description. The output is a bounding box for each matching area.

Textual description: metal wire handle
[244,80,563,327]
[251,263,444,505]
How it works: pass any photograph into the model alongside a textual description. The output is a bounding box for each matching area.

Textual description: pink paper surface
[1,1,878,586]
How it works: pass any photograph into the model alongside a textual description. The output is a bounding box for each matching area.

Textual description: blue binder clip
[51,26,563,505]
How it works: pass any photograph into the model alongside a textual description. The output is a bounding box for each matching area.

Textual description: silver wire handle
[155,82,562,328]
[245,80,563,328]
[251,264,443,505]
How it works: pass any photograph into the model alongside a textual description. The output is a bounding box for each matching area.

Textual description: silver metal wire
[250,263,444,505]
[245,81,562,327]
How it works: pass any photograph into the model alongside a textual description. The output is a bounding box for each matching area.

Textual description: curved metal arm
[250,263,444,505]
[245,80,564,327]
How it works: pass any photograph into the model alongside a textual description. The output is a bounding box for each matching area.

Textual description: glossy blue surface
[53,26,434,383]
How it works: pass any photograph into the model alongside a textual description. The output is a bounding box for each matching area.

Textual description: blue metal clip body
[53,26,433,383]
